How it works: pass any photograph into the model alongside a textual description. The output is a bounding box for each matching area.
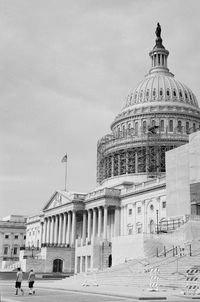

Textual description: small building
[0,215,27,269]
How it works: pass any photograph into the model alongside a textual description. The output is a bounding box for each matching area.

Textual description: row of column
[41,211,76,247]
[82,206,120,244]
[41,206,121,248]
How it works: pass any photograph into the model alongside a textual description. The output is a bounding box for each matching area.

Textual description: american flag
[61,153,68,163]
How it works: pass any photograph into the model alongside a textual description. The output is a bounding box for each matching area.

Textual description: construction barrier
[183,268,200,296]
[149,267,160,291]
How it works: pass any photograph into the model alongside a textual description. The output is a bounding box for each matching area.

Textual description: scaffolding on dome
[96,125,187,185]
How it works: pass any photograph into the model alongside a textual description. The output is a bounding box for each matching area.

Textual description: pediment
[43,190,73,211]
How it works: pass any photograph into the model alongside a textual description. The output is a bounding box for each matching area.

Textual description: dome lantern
[149,23,170,75]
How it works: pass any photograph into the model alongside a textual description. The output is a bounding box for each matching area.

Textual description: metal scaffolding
[96,125,188,185]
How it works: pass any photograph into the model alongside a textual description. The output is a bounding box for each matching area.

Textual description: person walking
[28,269,35,295]
[15,267,24,296]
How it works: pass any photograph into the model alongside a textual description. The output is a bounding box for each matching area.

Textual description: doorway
[108,254,112,267]
[53,259,63,273]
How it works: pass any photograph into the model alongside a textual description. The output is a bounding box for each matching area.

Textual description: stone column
[118,154,120,175]
[82,211,87,245]
[114,207,120,236]
[97,207,102,237]
[50,216,54,245]
[142,200,146,233]
[103,206,108,240]
[58,214,63,245]
[62,212,67,245]
[46,217,50,244]
[123,205,127,235]
[120,206,124,236]
[40,221,44,246]
[42,219,47,244]
[71,210,76,246]
[54,215,59,245]
[111,156,114,177]
[92,208,97,239]
[87,210,91,242]
[66,212,71,245]
[135,152,138,173]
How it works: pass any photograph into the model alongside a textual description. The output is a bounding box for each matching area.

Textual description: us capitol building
[20,24,200,274]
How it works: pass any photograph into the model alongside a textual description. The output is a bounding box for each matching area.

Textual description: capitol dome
[122,73,199,110]
[97,24,200,186]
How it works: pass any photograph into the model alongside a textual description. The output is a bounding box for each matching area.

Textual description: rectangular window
[169,120,173,132]
[128,228,133,235]
[128,209,132,215]
[13,247,18,255]
[137,207,141,214]
[137,227,142,234]
[14,235,18,239]
[5,235,9,239]
[162,201,166,209]
[160,120,164,131]
[4,247,8,255]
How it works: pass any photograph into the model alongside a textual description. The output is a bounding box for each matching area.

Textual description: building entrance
[53,259,63,273]
[108,254,112,267]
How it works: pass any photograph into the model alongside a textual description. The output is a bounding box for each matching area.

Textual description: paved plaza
[0,282,130,302]
[1,279,200,302]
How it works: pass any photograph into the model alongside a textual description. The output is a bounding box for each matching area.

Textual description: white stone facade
[24,26,200,274]
[0,215,26,269]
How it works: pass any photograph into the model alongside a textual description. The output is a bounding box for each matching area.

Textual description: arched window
[169,120,173,132]
[185,92,188,99]
[166,89,170,97]
[160,120,164,131]
[117,127,120,137]
[142,120,147,133]
[186,121,189,134]
[140,90,143,100]
[122,124,126,135]
[177,121,182,133]
[153,89,156,97]
[134,92,137,101]
[173,90,176,97]
[179,90,182,98]
[127,123,131,134]
[193,123,196,132]
[160,89,163,96]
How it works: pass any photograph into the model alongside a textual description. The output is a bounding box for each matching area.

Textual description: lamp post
[10,246,13,260]
[31,246,34,258]
[156,210,159,234]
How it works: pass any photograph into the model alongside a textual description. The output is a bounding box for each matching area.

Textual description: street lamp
[156,210,159,234]
[31,246,34,258]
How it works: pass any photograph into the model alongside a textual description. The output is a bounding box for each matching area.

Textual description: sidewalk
[36,278,185,300]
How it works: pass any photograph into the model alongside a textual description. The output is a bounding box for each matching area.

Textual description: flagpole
[62,153,68,191]
[65,159,67,191]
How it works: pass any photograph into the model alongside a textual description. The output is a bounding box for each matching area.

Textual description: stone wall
[42,246,75,273]
[21,258,45,273]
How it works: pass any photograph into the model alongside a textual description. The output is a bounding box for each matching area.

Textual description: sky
[0,0,200,218]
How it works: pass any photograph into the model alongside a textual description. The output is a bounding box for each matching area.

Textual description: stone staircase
[56,240,200,291]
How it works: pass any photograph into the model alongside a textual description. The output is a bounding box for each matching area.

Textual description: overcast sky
[0,0,200,218]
